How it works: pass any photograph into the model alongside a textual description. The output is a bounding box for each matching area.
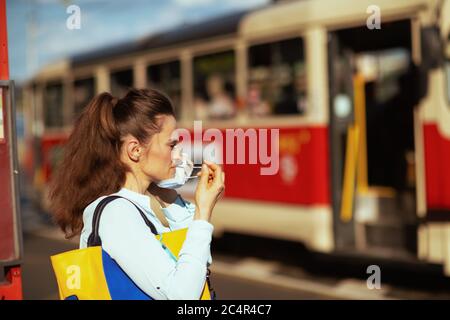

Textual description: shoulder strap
[87,195,158,247]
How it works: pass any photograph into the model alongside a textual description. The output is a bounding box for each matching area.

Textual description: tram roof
[34,0,436,78]
[241,0,431,38]
[71,9,251,66]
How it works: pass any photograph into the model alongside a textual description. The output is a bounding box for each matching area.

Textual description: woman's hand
[147,183,178,208]
[194,160,225,222]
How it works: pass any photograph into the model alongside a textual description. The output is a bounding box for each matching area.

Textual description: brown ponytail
[48,88,174,238]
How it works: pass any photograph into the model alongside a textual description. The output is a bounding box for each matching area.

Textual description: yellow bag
[50,195,214,300]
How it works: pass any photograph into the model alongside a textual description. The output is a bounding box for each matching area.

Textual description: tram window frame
[73,77,95,119]
[247,36,307,117]
[147,60,181,118]
[446,58,450,105]
[43,81,64,129]
[110,68,133,98]
[193,50,236,120]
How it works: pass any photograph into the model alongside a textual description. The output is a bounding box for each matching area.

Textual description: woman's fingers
[211,164,223,185]
[205,161,221,175]
[196,161,224,193]
[203,160,218,170]
[197,161,219,177]
[199,164,210,185]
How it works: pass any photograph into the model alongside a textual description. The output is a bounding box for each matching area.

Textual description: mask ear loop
[187,165,203,179]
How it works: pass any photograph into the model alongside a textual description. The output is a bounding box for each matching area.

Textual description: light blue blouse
[79,187,213,300]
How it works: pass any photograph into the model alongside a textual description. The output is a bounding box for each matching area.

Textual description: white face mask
[157,151,194,189]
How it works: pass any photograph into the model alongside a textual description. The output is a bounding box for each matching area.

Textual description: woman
[48,88,224,300]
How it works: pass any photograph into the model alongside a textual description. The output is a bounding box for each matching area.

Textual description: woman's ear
[125,137,142,162]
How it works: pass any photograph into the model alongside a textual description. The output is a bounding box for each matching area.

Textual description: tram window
[147,61,181,118]
[44,82,64,128]
[73,77,95,119]
[110,68,133,98]
[193,50,236,120]
[248,37,306,117]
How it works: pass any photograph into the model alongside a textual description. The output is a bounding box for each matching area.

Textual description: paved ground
[21,232,333,300]
[17,192,450,300]
[21,225,450,300]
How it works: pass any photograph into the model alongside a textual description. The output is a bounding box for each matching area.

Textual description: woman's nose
[171,146,183,166]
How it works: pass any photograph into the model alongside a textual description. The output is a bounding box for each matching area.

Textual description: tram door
[329,20,419,258]
[328,32,357,250]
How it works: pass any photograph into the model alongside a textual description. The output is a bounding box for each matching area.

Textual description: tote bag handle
[87,195,158,247]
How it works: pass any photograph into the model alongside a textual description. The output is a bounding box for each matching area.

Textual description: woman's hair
[48,88,175,238]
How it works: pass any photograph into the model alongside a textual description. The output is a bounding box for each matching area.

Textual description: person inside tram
[194,92,209,120]
[365,80,389,186]
[205,74,235,119]
[384,66,416,192]
[365,64,416,194]
[48,88,225,299]
[247,82,271,117]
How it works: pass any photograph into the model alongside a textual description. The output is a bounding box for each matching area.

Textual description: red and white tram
[22,0,450,275]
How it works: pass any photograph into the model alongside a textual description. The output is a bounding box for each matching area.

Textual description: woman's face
[139,115,179,183]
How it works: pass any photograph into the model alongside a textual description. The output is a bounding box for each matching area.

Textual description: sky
[6,0,269,83]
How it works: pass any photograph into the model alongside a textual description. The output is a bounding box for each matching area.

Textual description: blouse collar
[115,187,155,217]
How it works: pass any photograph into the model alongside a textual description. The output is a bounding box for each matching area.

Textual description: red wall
[423,123,450,210]
[0,0,14,262]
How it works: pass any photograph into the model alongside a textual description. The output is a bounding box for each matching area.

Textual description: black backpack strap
[87,195,158,247]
